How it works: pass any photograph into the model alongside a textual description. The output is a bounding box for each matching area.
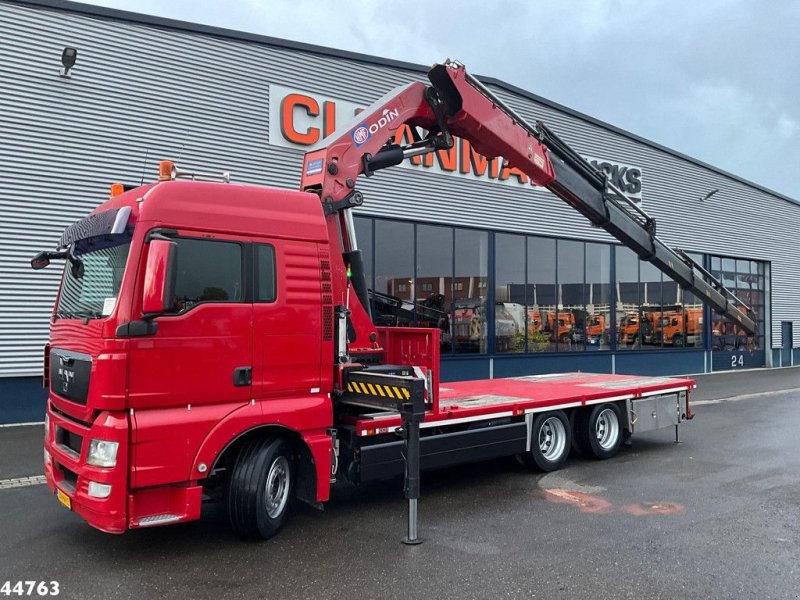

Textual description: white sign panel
[269,84,643,199]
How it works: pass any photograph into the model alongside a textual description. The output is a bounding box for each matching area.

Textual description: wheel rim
[538,416,567,461]
[264,455,290,519]
[595,408,620,450]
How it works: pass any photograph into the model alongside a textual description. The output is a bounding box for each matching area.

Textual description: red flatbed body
[349,372,695,437]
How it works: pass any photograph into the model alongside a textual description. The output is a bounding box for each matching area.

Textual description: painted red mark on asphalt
[624,502,685,516]
[541,489,613,513]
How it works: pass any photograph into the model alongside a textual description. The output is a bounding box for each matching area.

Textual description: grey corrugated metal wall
[1,0,798,378]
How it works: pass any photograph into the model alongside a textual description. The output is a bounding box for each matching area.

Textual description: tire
[526,411,571,472]
[573,403,623,460]
[228,437,293,540]
[673,333,684,347]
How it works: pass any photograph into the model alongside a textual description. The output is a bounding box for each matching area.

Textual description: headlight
[44,414,49,440]
[87,481,112,498]
[87,439,119,467]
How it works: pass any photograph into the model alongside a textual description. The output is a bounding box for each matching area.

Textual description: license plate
[56,488,71,510]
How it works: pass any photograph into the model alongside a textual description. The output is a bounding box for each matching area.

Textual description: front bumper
[45,399,202,533]
[44,402,128,534]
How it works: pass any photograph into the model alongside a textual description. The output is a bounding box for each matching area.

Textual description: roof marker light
[110,183,124,197]
[158,160,176,181]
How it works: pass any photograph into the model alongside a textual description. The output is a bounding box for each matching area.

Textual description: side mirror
[142,238,177,316]
[31,251,51,270]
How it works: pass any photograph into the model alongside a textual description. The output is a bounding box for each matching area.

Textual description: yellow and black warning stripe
[345,380,411,400]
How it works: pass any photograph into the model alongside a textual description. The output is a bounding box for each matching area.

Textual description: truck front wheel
[228,437,293,540]
[573,403,622,460]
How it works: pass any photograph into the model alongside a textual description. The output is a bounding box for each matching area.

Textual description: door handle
[233,366,252,387]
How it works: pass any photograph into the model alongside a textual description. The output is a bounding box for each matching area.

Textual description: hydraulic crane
[300,59,756,358]
[298,61,756,542]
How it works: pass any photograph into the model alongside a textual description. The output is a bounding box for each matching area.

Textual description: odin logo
[353,107,400,146]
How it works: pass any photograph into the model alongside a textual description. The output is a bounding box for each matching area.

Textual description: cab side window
[255,244,277,303]
[165,237,243,314]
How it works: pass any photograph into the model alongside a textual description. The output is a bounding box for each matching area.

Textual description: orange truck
[660,309,703,346]
[585,314,608,346]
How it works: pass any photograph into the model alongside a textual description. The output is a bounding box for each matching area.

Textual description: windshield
[57,238,131,319]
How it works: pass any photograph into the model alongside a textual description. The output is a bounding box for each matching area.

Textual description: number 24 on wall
[731,354,744,367]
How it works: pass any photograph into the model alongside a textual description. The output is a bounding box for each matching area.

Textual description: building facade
[1,0,797,424]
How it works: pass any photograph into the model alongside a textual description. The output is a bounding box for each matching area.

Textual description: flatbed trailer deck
[340,372,694,489]
[348,372,694,437]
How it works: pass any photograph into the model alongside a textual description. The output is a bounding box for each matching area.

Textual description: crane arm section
[301,60,756,354]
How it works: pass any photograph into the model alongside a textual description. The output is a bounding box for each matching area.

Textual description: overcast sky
[74,0,800,200]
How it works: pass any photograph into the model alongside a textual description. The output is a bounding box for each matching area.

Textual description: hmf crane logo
[268,84,643,201]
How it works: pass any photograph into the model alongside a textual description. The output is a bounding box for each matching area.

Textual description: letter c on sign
[280,93,320,145]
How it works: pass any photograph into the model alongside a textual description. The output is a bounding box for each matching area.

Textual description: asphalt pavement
[1,367,799,599]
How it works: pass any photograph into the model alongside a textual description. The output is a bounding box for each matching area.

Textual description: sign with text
[269,84,643,201]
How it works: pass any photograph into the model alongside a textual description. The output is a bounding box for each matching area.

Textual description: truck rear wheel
[228,437,293,540]
[526,411,571,472]
[574,403,622,460]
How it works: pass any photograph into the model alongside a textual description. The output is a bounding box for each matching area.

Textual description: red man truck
[31,61,756,542]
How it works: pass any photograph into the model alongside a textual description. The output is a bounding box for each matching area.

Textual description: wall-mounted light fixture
[60,47,77,78]
[700,188,719,202]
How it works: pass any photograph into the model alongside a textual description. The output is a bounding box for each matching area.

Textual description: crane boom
[300,60,756,351]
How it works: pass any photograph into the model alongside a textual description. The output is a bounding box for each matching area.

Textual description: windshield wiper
[73,310,103,320]
[54,309,102,321]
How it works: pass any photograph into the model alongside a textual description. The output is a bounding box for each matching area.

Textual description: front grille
[50,404,92,428]
[49,348,92,406]
[56,425,83,458]
[55,462,78,493]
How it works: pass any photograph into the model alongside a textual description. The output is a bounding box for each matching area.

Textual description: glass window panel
[495,233,526,353]
[374,220,414,327]
[417,224,453,354]
[353,216,373,290]
[454,229,488,353]
[527,237,556,352]
[681,290,705,347]
[616,247,639,350]
[557,240,584,352]
[709,255,766,351]
[255,244,276,303]
[585,243,611,350]
[640,261,663,349]
[166,238,243,314]
[59,241,130,318]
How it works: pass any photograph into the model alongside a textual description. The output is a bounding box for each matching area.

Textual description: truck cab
[42,180,335,534]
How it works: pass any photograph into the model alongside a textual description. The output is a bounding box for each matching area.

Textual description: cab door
[251,238,322,398]
[127,231,252,487]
